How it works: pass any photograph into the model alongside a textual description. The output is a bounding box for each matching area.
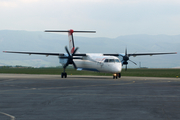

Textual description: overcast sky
[0,0,180,38]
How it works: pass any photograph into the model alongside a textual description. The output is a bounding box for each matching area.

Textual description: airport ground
[0,67,180,78]
[0,74,180,120]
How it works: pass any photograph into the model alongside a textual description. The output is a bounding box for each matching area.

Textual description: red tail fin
[68,29,75,54]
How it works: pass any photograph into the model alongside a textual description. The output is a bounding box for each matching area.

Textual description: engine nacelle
[59,53,68,66]
[123,61,128,65]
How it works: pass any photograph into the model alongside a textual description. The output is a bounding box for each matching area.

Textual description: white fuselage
[60,53,122,74]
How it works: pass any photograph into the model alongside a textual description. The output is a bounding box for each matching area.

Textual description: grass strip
[0,68,180,78]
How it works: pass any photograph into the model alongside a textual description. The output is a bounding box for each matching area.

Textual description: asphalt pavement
[0,74,180,120]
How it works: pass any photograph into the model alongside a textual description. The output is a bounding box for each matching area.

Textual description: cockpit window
[104,59,108,62]
[115,59,120,63]
[109,59,115,62]
[104,59,120,63]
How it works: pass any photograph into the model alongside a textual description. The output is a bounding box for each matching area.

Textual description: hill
[0,30,179,68]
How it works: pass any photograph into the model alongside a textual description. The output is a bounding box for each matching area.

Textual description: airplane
[3,29,177,79]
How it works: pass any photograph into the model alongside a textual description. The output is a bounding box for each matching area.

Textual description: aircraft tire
[119,73,121,78]
[65,73,67,78]
[61,73,64,78]
[61,73,67,78]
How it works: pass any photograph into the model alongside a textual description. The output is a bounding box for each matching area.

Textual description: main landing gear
[113,73,121,79]
[61,72,67,78]
[61,68,67,78]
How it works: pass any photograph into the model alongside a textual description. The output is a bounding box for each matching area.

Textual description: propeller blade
[65,46,70,56]
[123,47,137,67]
[72,47,79,55]
[73,57,82,59]
[125,65,127,71]
[72,61,77,69]
[125,48,127,56]
[129,60,137,65]
[63,60,70,69]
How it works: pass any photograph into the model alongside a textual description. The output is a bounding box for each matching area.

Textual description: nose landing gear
[113,73,121,79]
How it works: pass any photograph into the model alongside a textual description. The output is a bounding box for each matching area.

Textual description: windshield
[115,59,120,63]
[104,59,120,63]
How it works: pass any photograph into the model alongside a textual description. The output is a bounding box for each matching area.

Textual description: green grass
[0,67,180,78]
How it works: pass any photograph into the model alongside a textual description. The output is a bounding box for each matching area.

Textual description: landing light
[113,73,117,76]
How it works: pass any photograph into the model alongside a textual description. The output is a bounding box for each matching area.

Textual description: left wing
[3,51,86,56]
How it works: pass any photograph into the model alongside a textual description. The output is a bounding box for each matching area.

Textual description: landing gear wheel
[61,72,67,78]
[118,73,121,78]
[113,74,118,79]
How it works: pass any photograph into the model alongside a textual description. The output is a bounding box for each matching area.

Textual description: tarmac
[0,74,180,120]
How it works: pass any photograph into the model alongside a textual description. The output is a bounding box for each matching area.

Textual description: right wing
[104,52,177,57]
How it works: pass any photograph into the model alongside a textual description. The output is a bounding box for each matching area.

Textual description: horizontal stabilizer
[45,30,96,33]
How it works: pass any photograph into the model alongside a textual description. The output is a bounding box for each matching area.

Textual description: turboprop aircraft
[3,29,177,79]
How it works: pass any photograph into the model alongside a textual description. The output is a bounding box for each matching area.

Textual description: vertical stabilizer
[44,29,96,54]
[68,29,75,54]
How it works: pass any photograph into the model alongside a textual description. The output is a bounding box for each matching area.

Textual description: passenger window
[104,59,108,62]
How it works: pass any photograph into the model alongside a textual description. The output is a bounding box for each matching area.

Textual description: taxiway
[0,74,180,120]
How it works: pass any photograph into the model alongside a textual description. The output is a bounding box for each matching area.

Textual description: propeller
[120,48,137,71]
[60,46,81,69]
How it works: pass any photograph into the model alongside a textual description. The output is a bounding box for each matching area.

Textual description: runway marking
[0,79,15,82]
[0,112,15,120]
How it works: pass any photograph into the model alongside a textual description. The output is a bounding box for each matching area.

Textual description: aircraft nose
[116,66,122,72]
[112,63,122,73]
